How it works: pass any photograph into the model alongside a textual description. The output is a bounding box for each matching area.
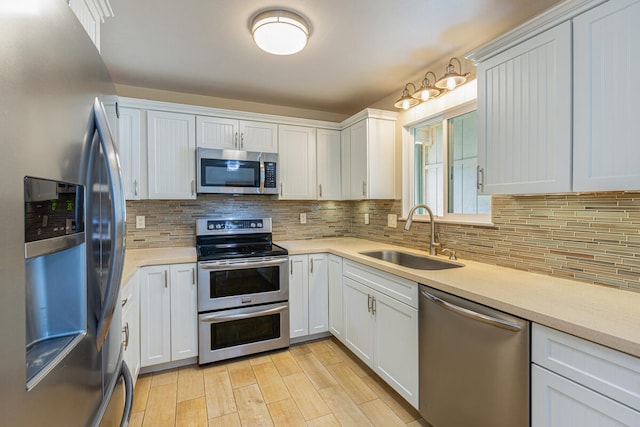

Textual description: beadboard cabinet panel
[573,0,640,191]
[477,21,572,194]
[278,125,317,200]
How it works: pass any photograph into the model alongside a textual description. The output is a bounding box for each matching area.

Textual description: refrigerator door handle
[93,98,127,350]
[120,362,134,427]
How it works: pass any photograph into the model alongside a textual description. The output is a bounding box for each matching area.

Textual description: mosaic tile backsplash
[126,192,640,292]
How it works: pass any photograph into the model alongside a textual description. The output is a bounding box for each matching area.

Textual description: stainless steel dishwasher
[419,284,530,427]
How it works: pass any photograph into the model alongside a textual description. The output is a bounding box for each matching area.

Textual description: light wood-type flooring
[130,337,429,427]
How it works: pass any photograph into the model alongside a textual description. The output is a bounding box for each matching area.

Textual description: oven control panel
[196,218,272,236]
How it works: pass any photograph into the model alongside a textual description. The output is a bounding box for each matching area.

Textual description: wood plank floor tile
[267,398,306,427]
[151,368,178,387]
[249,354,273,366]
[132,375,152,412]
[143,383,177,427]
[178,365,205,402]
[360,375,421,423]
[129,411,145,427]
[359,399,406,427]
[227,360,257,389]
[208,412,241,427]
[318,385,372,426]
[406,419,432,427]
[308,340,343,366]
[305,413,341,427]
[204,369,237,418]
[176,396,208,427]
[271,351,302,377]
[252,361,291,404]
[292,352,337,390]
[233,383,274,427]
[282,372,331,420]
[326,363,377,404]
[288,343,312,356]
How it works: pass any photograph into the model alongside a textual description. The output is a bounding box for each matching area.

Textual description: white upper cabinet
[278,125,317,200]
[197,116,278,153]
[316,129,342,200]
[68,0,113,52]
[476,21,572,194]
[341,116,397,200]
[117,107,146,200]
[573,0,640,191]
[147,111,196,200]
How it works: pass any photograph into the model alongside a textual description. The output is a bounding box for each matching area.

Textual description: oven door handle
[200,304,288,324]
[199,258,286,271]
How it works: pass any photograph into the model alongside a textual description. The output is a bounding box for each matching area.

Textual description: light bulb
[446,78,457,91]
[402,99,410,110]
[421,91,430,101]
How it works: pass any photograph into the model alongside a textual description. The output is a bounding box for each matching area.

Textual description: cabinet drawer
[532,324,640,411]
[343,260,418,308]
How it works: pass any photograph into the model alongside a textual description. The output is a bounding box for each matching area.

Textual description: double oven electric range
[196,218,289,365]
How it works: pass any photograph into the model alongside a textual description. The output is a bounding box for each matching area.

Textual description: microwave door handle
[259,155,265,193]
[93,98,126,351]
[200,303,288,323]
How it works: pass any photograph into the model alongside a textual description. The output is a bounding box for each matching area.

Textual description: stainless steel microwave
[196,147,278,195]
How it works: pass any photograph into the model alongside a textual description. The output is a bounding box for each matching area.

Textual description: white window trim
[402,100,493,225]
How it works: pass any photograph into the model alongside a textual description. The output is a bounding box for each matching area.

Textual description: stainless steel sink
[359,250,463,270]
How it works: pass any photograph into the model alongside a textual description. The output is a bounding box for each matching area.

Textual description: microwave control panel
[264,162,276,188]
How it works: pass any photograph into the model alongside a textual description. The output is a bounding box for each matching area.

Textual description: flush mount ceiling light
[251,9,309,55]
[394,83,421,110]
[435,57,471,91]
[412,71,442,101]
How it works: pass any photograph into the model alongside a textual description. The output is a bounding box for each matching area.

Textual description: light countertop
[122,238,640,358]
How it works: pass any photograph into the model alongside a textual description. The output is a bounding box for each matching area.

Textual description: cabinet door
[170,263,198,361]
[328,254,344,342]
[343,277,374,367]
[348,120,368,199]
[196,116,238,150]
[373,291,419,408]
[532,365,640,427]
[308,254,329,334]
[68,0,100,50]
[289,255,309,339]
[573,0,640,191]
[316,129,342,200]
[147,111,196,199]
[121,272,140,384]
[366,118,396,199]
[117,107,144,200]
[278,125,317,199]
[140,266,171,367]
[477,21,572,194]
[239,121,278,153]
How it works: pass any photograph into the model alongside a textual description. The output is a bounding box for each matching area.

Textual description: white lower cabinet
[531,324,640,426]
[140,263,198,367]
[342,260,419,408]
[289,254,329,340]
[121,271,140,385]
[327,254,344,342]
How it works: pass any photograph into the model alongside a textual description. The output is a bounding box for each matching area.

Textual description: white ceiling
[101,0,562,116]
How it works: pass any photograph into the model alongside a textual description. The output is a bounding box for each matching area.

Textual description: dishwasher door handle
[421,290,522,332]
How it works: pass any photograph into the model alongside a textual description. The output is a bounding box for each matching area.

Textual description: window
[407,104,491,223]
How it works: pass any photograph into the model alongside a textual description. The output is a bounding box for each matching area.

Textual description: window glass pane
[414,122,443,216]
[447,110,490,214]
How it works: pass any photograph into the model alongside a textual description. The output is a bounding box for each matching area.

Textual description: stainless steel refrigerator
[1,1,133,425]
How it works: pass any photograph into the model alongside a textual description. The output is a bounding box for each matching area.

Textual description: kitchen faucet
[404,204,440,255]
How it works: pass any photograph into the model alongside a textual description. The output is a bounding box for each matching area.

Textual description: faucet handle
[440,247,457,261]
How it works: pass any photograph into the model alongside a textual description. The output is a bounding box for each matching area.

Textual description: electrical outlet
[136,215,145,229]
[300,213,307,224]
[364,213,370,225]
[387,214,397,228]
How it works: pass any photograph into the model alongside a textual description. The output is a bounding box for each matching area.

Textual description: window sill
[399,215,494,227]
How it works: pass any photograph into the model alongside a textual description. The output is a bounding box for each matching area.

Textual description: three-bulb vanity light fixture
[394,57,470,110]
